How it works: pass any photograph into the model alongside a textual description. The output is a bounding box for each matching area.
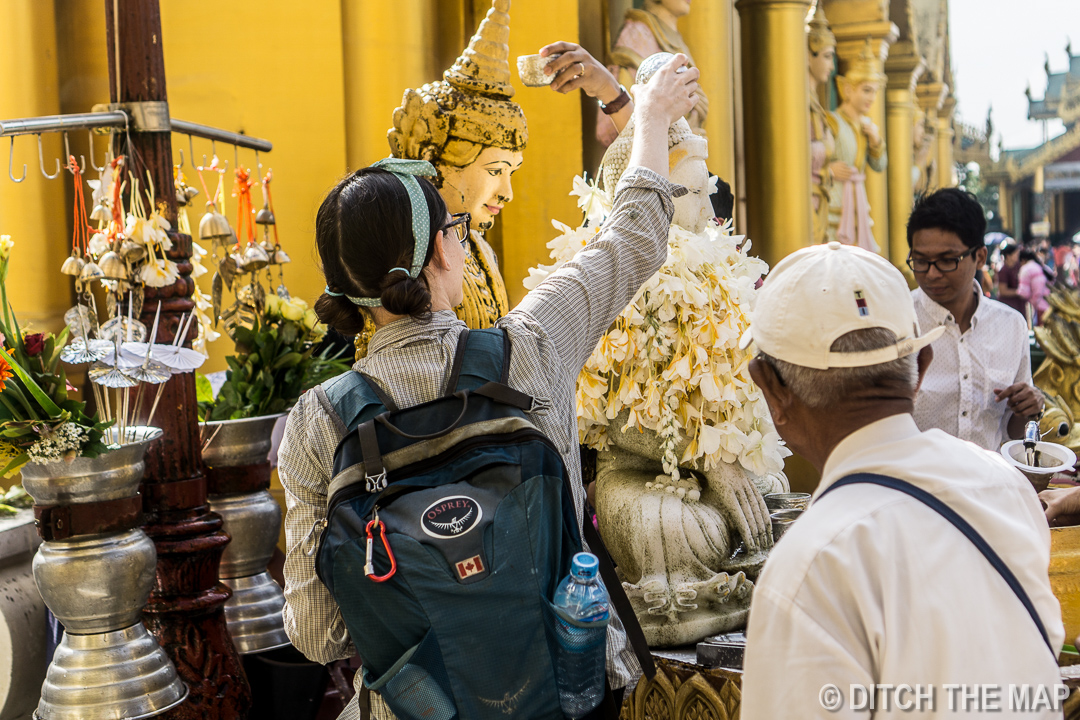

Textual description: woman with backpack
[278,54,700,720]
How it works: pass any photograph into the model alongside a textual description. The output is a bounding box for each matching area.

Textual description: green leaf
[0,452,28,478]
[195,373,215,404]
[6,355,62,417]
[271,352,303,370]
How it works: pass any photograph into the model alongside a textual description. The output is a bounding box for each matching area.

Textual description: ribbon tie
[325,157,437,307]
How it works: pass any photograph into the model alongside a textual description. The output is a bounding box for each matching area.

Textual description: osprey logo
[420,495,482,539]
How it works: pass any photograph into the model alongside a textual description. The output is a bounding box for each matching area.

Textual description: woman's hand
[628,54,699,178]
[540,42,622,102]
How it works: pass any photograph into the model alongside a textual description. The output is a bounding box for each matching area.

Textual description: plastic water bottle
[552,552,610,718]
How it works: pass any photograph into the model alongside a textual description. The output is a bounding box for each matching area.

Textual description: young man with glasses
[907,188,1042,450]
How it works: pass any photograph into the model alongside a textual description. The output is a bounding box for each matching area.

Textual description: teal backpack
[311,328,652,719]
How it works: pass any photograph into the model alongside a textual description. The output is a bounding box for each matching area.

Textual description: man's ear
[975,245,988,268]
[749,357,790,426]
[914,344,934,397]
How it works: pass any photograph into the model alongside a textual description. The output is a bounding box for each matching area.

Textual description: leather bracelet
[600,86,631,115]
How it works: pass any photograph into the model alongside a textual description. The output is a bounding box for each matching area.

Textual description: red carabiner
[364,519,397,582]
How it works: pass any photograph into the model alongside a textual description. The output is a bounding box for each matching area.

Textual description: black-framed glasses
[443,213,471,248]
[906,247,977,274]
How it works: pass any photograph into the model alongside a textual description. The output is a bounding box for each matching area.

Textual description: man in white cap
[740,242,1063,718]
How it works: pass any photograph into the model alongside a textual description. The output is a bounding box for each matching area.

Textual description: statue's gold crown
[839,38,886,87]
[806,5,836,56]
[388,0,527,168]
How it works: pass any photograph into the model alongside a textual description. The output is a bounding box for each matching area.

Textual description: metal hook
[178,148,185,171]
[8,137,26,183]
[37,135,61,179]
[187,134,197,170]
[233,143,239,172]
[88,131,106,172]
[254,149,262,174]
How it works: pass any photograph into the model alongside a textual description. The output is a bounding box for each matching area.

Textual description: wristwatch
[599,85,631,115]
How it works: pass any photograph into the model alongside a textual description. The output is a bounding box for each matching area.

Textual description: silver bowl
[200,413,285,468]
[20,426,162,505]
[1000,440,1077,493]
[222,572,290,655]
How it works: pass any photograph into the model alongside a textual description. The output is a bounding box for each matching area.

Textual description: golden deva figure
[599,0,707,146]
[826,39,887,253]
[355,0,525,356]
[807,6,836,245]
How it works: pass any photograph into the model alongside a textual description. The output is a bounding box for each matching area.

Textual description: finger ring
[576,62,586,78]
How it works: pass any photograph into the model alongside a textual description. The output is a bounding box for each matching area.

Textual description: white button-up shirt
[912,284,1031,450]
[743,414,1063,719]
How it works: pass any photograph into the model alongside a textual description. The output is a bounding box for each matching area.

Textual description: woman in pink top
[1018,246,1052,323]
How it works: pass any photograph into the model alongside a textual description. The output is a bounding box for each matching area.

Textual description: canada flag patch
[456,555,485,580]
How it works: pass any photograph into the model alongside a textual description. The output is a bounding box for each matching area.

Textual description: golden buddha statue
[355,0,524,356]
[827,39,887,253]
[807,6,836,245]
[599,0,707,146]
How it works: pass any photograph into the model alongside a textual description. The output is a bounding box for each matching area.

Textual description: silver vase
[201,414,290,654]
[22,426,187,720]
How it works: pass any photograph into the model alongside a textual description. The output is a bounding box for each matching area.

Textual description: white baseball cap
[740,242,944,370]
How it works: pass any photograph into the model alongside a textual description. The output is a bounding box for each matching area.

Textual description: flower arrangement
[525,177,790,480]
[0,237,111,476]
[196,294,345,421]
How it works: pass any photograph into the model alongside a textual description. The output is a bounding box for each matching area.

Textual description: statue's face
[439,147,524,232]
[669,143,712,233]
[844,80,880,116]
[649,0,692,18]
[809,47,835,85]
[913,116,926,147]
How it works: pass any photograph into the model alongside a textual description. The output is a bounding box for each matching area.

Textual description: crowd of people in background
[981,233,1079,326]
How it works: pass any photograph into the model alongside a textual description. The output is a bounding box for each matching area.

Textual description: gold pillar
[917,81,946,191]
[998,184,1012,236]
[500,0,583,305]
[734,0,812,266]
[0,1,68,333]
[680,0,738,187]
[936,97,956,188]
[884,42,924,272]
[341,0,435,170]
[826,10,897,257]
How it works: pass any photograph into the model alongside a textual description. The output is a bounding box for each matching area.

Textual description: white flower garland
[525,176,791,480]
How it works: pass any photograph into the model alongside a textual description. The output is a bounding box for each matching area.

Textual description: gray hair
[759,328,918,408]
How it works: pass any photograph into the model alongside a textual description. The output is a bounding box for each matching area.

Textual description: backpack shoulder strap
[819,473,1056,657]
[445,327,510,395]
[319,370,395,435]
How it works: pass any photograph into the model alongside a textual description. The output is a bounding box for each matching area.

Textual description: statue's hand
[701,465,773,554]
[862,117,883,148]
[829,161,857,182]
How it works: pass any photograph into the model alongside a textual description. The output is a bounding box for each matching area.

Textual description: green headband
[325,158,437,308]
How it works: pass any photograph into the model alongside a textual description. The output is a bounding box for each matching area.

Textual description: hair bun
[381,275,432,317]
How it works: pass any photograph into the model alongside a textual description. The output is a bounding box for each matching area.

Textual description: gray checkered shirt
[279,166,682,720]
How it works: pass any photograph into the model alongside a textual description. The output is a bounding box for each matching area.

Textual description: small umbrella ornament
[61,337,112,364]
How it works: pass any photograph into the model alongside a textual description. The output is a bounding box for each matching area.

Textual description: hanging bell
[230,249,248,272]
[97,251,127,280]
[61,255,86,276]
[120,240,146,263]
[242,243,271,272]
[273,247,291,264]
[184,186,199,203]
[79,261,104,283]
[199,202,232,241]
[260,236,276,255]
[90,203,108,224]
[254,203,275,226]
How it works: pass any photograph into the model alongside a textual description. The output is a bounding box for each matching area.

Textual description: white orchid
[527,175,790,480]
[138,251,179,288]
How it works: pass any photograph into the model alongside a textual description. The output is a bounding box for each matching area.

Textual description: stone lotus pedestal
[200,415,289,655]
[21,427,188,720]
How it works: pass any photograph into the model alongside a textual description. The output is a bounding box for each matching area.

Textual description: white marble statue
[527,53,790,648]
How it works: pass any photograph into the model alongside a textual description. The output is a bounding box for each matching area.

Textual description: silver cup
[770,508,804,542]
[764,492,811,512]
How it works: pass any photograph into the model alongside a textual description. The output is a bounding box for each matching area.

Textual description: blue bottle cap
[571,552,599,580]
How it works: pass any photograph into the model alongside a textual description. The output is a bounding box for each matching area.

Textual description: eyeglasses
[906,247,977,274]
[443,213,471,248]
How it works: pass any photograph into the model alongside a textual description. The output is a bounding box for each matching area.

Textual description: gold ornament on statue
[367,0,524,361]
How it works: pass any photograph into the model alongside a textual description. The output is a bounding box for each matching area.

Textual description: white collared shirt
[742,414,1063,719]
[911,284,1031,451]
